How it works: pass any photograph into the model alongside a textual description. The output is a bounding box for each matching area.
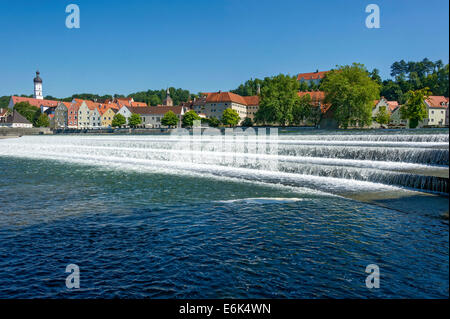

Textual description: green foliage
[13,101,41,125]
[231,78,264,96]
[128,87,194,106]
[400,88,430,128]
[182,110,201,127]
[292,94,312,125]
[382,59,449,102]
[0,96,11,109]
[161,111,179,127]
[255,74,300,126]
[241,117,253,127]
[128,113,142,127]
[205,116,221,127]
[321,63,380,129]
[375,106,390,125]
[112,113,127,127]
[35,113,50,127]
[221,108,241,127]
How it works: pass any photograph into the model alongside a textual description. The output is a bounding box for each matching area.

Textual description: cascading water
[0,130,448,197]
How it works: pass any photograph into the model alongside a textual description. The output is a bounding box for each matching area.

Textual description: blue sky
[0,0,448,97]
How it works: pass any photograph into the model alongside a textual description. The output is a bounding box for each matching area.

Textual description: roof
[425,96,449,108]
[11,96,59,108]
[243,96,259,106]
[99,107,117,116]
[206,91,254,106]
[33,71,42,83]
[5,110,32,124]
[0,108,8,117]
[297,91,331,114]
[127,106,185,115]
[387,101,399,112]
[297,70,330,81]
[131,101,148,107]
[115,97,133,106]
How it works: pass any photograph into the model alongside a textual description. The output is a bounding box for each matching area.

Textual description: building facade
[203,91,259,124]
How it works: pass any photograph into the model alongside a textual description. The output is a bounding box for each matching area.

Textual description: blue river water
[0,153,448,298]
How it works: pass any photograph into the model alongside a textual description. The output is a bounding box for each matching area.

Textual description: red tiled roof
[243,96,259,106]
[297,71,330,81]
[0,108,8,117]
[387,101,399,112]
[297,91,330,114]
[425,96,449,108]
[206,92,257,106]
[11,96,59,108]
[131,101,148,107]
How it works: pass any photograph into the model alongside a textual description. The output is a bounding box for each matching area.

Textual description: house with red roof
[297,70,330,86]
[203,91,260,123]
[372,97,400,127]
[423,96,449,127]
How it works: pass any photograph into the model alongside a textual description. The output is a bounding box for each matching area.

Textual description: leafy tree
[128,113,142,127]
[35,113,50,127]
[0,96,10,109]
[241,117,253,127]
[112,113,127,127]
[400,88,430,128]
[206,117,221,127]
[255,74,300,126]
[221,108,240,127]
[292,94,312,125]
[161,111,179,127]
[182,110,201,127]
[231,78,264,96]
[321,63,380,128]
[375,106,390,125]
[13,101,40,124]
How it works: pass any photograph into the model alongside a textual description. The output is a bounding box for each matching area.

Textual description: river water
[0,128,448,298]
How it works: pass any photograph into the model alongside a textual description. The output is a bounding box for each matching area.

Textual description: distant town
[1,60,449,132]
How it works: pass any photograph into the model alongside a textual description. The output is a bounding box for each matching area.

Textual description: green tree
[400,88,430,128]
[34,113,50,127]
[112,113,127,127]
[256,74,300,126]
[128,113,142,127]
[161,111,179,127]
[221,108,240,127]
[206,116,221,127]
[13,101,40,124]
[292,94,312,125]
[321,63,380,128]
[375,106,390,125]
[182,110,201,127]
[241,117,253,127]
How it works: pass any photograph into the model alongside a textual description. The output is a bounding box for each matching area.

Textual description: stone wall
[0,127,52,136]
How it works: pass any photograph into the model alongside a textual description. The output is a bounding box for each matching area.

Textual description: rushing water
[0,129,448,298]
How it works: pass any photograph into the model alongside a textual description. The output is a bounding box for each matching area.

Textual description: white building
[423,96,449,127]
[203,91,259,124]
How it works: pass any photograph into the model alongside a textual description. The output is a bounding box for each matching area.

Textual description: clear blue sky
[0,0,448,98]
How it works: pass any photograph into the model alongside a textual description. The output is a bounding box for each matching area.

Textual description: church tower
[162,88,173,106]
[33,71,43,100]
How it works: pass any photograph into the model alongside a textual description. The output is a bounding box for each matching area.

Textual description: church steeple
[162,87,173,106]
[33,70,43,100]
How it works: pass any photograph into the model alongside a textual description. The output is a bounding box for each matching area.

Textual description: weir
[0,131,448,198]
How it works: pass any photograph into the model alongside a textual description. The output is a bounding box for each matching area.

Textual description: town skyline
[0,0,449,97]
